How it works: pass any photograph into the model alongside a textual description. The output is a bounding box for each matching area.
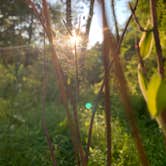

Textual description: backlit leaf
[157,80,166,114]
[137,67,148,101]
[146,73,161,118]
[139,22,153,59]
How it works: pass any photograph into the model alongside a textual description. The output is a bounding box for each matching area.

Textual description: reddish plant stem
[41,33,57,166]
[118,0,138,48]
[85,3,135,157]
[135,37,146,75]
[85,76,105,165]
[25,0,85,165]
[150,0,164,78]
[66,0,72,30]
[86,0,95,37]
[63,19,86,165]
[150,0,166,149]
[73,39,86,165]
[129,3,149,32]
[101,0,149,165]
[85,60,113,165]
[111,0,119,41]
[101,1,112,165]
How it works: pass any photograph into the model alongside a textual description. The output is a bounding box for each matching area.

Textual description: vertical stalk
[66,0,72,30]
[111,0,119,41]
[150,0,164,77]
[135,37,146,75]
[150,0,166,144]
[86,0,95,37]
[41,33,57,166]
[26,1,85,165]
[101,1,112,165]
[73,39,86,166]
[101,1,149,165]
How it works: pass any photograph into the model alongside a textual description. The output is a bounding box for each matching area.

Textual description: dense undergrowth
[0,61,166,166]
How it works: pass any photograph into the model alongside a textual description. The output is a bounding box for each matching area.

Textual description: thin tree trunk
[101,1,149,165]
[101,1,112,165]
[25,0,85,165]
[111,0,119,41]
[150,0,166,146]
[150,0,164,77]
[86,0,95,37]
[66,0,72,30]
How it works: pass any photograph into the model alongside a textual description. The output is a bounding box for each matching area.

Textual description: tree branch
[150,0,164,77]
[66,0,72,30]
[86,0,95,37]
[129,2,150,32]
[85,59,114,165]
[135,37,146,75]
[101,1,112,165]
[42,33,57,166]
[101,0,149,165]
[25,0,85,165]
[118,0,138,48]
[111,0,120,41]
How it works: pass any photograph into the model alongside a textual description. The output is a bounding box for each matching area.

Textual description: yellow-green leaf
[139,22,153,59]
[157,80,166,114]
[137,66,148,101]
[146,73,161,118]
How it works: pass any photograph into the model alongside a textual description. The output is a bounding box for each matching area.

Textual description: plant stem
[150,0,164,78]
[111,0,119,41]
[156,111,166,147]
[101,1,149,165]
[101,1,112,165]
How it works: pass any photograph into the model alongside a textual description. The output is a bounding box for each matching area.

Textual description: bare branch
[42,33,57,166]
[66,0,72,30]
[135,37,146,75]
[86,0,95,37]
[118,0,139,48]
[150,0,164,77]
[101,0,149,165]
[111,0,120,41]
[25,0,48,37]
[85,59,114,165]
[129,2,150,32]
[101,1,112,165]
[25,1,86,165]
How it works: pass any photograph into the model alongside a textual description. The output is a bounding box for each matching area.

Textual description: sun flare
[69,31,81,45]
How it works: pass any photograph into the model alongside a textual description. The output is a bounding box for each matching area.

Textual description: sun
[69,30,81,46]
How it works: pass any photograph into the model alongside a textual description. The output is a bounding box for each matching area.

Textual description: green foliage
[139,27,153,59]
[138,70,166,118]
[146,73,161,117]
[0,0,166,165]
[138,67,148,101]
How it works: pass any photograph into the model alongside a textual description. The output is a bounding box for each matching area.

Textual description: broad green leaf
[137,67,148,101]
[146,73,161,118]
[157,80,166,114]
[139,71,166,118]
[139,22,153,59]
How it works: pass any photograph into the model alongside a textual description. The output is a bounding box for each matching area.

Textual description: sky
[88,0,131,47]
[49,0,131,47]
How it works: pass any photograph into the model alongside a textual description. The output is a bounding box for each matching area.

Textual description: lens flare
[69,31,81,45]
[85,102,93,110]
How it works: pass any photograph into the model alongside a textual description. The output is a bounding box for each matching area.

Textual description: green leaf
[157,80,166,114]
[137,67,148,101]
[146,73,161,118]
[138,70,166,118]
[139,22,153,59]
